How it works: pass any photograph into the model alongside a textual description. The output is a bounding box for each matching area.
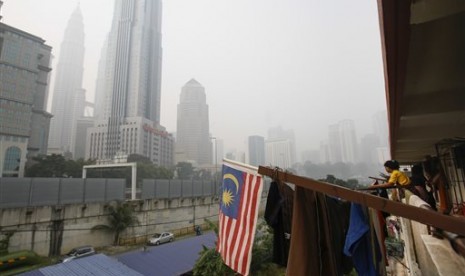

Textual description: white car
[60,245,95,263]
[147,232,174,245]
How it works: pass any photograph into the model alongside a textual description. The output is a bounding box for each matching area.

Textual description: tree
[193,220,284,276]
[91,201,139,245]
[127,154,152,164]
[193,220,235,276]
[25,155,95,178]
[176,162,194,180]
[25,154,66,177]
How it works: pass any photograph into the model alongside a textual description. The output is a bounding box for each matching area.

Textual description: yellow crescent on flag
[223,173,239,194]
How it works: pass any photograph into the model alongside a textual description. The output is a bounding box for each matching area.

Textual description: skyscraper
[87,0,173,167]
[175,79,212,166]
[48,5,86,157]
[248,136,265,167]
[0,14,52,176]
[339,119,358,163]
[267,126,297,166]
[327,120,358,163]
[265,139,294,169]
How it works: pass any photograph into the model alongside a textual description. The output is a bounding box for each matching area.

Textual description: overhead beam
[403,90,465,116]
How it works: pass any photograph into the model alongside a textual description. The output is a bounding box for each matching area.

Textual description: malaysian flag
[217,160,263,276]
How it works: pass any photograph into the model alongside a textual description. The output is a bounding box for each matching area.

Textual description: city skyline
[85,0,173,167]
[3,0,388,156]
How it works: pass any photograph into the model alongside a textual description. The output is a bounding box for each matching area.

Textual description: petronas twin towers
[49,1,174,166]
[48,6,85,156]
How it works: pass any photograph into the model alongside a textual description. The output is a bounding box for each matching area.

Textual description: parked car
[147,232,174,245]
[60,245,95,263]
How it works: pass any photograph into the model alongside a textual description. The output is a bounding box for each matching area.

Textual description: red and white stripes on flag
[217,161,263,276]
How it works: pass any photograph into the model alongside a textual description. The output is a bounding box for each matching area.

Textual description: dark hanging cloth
[326,196,354,275]
[286,186,353,275]
[344,203,382,276]
[264,181,294,267]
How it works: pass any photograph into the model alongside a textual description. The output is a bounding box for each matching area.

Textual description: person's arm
[371,181,395,189]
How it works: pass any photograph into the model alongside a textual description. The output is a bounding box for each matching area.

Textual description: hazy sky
[3,0,387,155]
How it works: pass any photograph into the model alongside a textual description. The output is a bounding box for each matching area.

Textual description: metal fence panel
[60,178,84,205]
[141,179,156,200]
[202,181,213,196]
[169,180,182,198]
[0,178,31,208]
[84,179,106,203]
[30,178,60,206]
[192,181,203,196]
[155,180,170,199]
[181,180,193,197]
[106,179,125,201]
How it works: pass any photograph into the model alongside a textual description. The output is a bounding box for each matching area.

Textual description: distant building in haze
[86,0,173,167]
[248,135,265,167]
[0,18,52,176]
[328,124,342,163]
[319,141,331,163]
[74,117,94,160]
[175,79,212,167]
[267,126,296,166]
[265,139,294,169]
[339,120,358,163]
[327,120,358,163]
[48,5,86,158]
[360,133,380,164]
[215,138,224,165]
[93,36,109,121]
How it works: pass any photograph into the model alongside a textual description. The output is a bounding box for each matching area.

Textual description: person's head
[384,160,400,173]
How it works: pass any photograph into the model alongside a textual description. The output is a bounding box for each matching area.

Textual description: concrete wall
[0,196,268,257]
[401,196,465,276]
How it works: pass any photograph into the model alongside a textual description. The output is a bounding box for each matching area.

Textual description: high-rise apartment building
[265,139,294,169]
[339,120,358,163]
[48,5,86,157]
[327,120,358,163]
[93,36,108,121]
[0,17,52,176]
[360,133,380,164]
[267,126,296,166]
[175,79,212,166]
[87,0,173,167]
[248,135,265,167]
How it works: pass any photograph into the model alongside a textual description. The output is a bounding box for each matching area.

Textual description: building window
[3,146,21,174]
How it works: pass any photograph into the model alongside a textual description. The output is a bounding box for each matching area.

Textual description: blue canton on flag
[220,165,244,219]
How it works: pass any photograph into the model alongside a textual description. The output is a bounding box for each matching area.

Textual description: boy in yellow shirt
[371,160,410,201]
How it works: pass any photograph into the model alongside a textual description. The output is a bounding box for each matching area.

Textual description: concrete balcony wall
[401,196,465,276]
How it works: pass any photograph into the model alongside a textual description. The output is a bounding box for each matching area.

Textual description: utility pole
[210,137,218,193]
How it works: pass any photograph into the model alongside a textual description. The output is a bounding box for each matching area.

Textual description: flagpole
[223,158,258,172]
